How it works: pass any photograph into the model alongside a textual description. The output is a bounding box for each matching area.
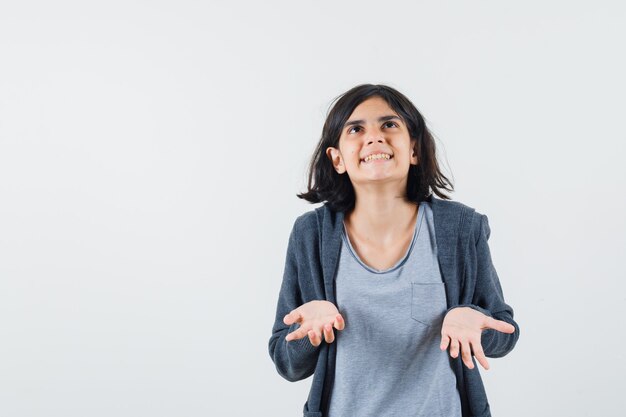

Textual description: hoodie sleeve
[447,213,520,358]
[268,217,322,382]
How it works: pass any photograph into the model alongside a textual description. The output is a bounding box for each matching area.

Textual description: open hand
[440,307,515,370]
[283,300,345,347]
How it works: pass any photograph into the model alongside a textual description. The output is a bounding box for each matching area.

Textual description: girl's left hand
[440,306,515,370]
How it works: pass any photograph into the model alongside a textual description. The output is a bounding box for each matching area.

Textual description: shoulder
[291,207,321,232]
[289,203,344,246]
[429,195,488,244]
[429,194,480,214]
[298,203,343,229]
[286,206,324,246]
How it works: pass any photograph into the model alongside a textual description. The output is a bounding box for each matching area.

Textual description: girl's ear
[326,147,346,174]
[410,139,419,165]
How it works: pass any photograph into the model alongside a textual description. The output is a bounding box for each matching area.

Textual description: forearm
[268,321,321,382]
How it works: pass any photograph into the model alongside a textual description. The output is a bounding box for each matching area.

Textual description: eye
[347,121,398,134]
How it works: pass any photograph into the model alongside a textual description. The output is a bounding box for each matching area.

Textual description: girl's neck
[344,194,419,246]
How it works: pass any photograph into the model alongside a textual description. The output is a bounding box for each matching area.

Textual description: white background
[1,1,625,416]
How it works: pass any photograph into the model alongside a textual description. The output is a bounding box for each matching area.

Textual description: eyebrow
[344,115,402,128]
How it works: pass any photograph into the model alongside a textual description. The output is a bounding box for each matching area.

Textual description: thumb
[283,310,302,325]
[488,317,515,334]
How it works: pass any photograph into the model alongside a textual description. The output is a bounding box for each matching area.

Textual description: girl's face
[326,96,418,189]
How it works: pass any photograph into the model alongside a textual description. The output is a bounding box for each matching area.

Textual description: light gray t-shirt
[327,201,462,417]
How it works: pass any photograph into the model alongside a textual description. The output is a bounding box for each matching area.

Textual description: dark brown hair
[297,83,454,213]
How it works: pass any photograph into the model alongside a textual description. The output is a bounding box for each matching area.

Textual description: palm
[283,300,345,346]
[440,306,515,370]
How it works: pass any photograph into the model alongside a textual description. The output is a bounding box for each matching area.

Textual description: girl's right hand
[283,300,345,347]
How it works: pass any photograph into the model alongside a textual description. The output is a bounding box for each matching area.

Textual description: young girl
[268,84,520,417]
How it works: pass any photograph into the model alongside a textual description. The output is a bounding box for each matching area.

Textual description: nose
[366,135,386,145]
[366,127,386,144]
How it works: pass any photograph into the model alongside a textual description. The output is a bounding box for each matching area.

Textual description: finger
[487,318,515,334]
[440,333,450,351]
[471,340,490,370]
[283,310,302,326]
[449,338,460,359]
[323,323,335,343]
[308,329,322,347]
[285,326,307,342]
[461,339,474,369]
[333,314,345,330]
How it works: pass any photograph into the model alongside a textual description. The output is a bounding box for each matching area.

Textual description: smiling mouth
[361,154,394,164]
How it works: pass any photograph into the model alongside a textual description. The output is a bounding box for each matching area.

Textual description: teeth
[364,153,391,163]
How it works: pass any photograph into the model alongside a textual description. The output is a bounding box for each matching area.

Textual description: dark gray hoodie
[268,194,520,417]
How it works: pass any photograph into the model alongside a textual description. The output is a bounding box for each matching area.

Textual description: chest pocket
[411,282,447,327]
